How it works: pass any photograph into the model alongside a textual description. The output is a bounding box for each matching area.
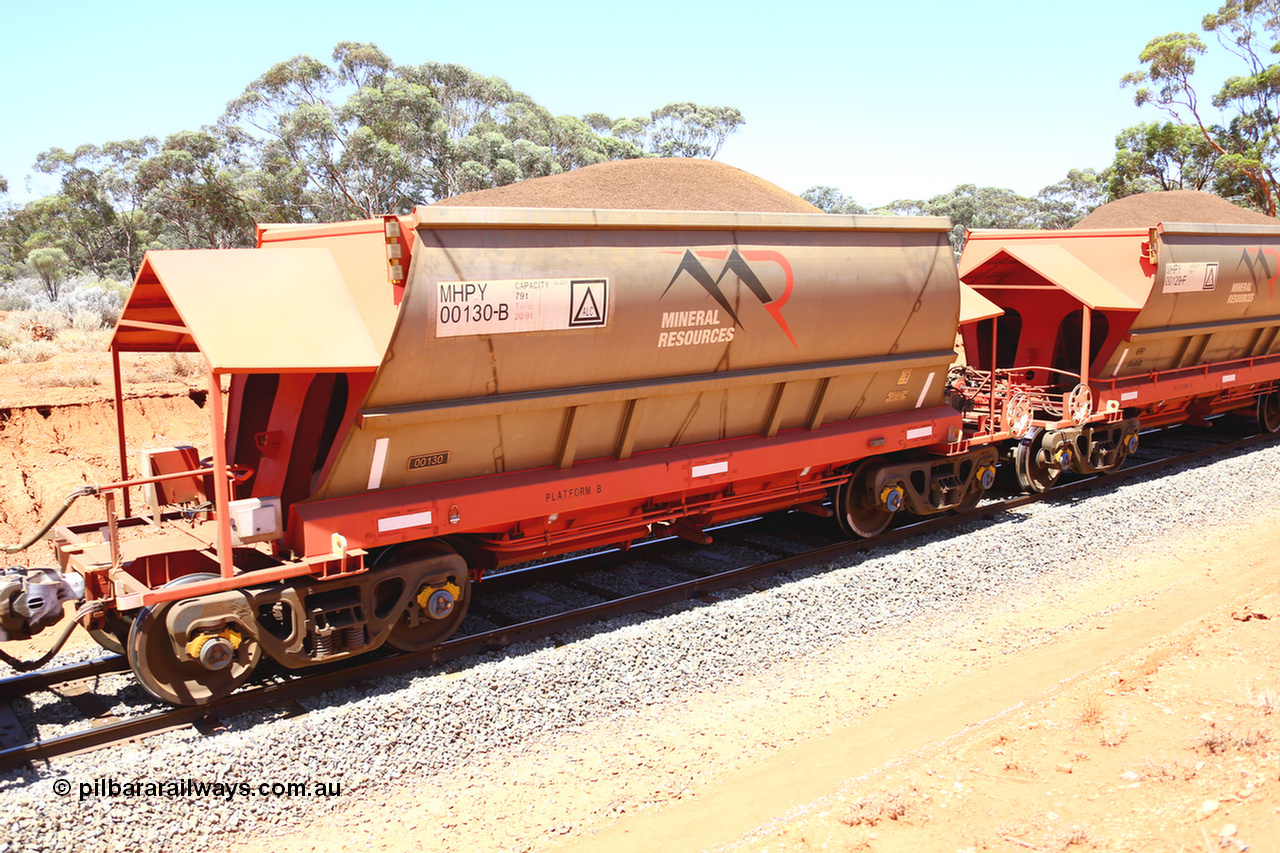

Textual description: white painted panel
[692,460,730,478]
[367,437,390,490]
[377,510,434,533]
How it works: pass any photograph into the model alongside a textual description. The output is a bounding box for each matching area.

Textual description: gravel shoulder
[3,441,1279,853]
[573,515,1280,853]
[229,443,1280,853]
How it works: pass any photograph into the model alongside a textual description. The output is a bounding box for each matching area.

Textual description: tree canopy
[7,11,1280,293]
[0,42,745,284]
[804,170,1109,255]
[800,186,867,215]
[1121,1,1280,214]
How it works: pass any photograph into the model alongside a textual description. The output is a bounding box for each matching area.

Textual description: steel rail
[0,656,128,703]
[1,429,1273,771]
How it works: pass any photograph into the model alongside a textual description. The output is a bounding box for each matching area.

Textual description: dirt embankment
[0,354,210,559]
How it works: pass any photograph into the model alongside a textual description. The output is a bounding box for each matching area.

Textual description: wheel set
[116,548,472,705]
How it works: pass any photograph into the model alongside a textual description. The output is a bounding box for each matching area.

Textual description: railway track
[1,422,1272,772]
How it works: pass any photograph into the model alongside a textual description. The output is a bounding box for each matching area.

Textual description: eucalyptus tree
[31,146,139,279]
[1107,121,1220,198]
[585,104,744,160]
[26,246,69,301]
[1122,1,1280,215]
[800,186,867,214]
[806,173,1106,258]
[222,42,656,218]
[1034,168,1109,229]
[646,103,744,159]
[132,129,262,249]
[0,174,17,280]
[5,41,748,283]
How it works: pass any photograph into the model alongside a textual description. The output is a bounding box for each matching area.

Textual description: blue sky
[0,0,1236,208]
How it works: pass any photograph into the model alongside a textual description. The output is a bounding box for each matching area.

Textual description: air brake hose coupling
[878,484,905,513]
[1,484,100,555]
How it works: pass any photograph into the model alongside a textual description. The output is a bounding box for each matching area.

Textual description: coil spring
[311,630,334,657]
[344,624,366,650]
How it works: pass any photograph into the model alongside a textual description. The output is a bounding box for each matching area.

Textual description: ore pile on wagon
[2,163,1278,706]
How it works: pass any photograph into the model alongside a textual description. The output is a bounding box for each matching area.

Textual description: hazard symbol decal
[568,279,607,327]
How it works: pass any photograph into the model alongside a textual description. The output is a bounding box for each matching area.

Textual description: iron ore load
[2,163,1279,706]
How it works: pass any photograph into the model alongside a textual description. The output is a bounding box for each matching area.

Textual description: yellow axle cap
[416,581,463,612]
[186,628,243,660]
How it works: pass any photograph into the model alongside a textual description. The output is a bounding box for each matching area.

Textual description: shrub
[169,352,200,377]
[72,309,102,332]
[55,328,111,353]
[55,276,127,328]
[30,308,69,332]
[13,274,128,328]
[0,338,58,364]
[36,370,99,387]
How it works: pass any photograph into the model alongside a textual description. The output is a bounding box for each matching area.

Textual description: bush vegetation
[0,274,125,365]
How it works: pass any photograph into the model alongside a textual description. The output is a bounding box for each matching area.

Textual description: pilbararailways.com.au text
[54,777,342,801]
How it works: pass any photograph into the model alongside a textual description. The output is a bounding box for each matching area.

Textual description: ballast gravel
[2,440,1279,853]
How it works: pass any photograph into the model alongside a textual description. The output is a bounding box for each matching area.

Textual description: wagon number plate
[408,452,450,470]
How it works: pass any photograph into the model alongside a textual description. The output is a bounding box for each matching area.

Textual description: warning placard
[435,278,608,337]
[1162,262,1219,294]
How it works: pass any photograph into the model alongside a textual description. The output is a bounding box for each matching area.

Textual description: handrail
[94,464,255,494]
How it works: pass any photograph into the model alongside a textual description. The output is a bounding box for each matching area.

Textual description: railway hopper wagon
[954,222,1280,492]
[1,207,1003,705]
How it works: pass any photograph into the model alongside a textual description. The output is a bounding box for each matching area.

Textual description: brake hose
[0,601,105,672]
[0,485,99,555]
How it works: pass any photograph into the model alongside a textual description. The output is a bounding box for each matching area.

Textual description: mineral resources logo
[1236,245,1280,303]
[659,248,797,348]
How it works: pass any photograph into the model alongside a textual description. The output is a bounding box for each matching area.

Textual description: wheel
[835,460,895,539]
[956,462,996,513]
[1258,392,1280,434]
[1014,428,1062,494]
[385,547,471,652]
[87,610,135,655]
[126,573,261,706]
[955,484,985,513]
